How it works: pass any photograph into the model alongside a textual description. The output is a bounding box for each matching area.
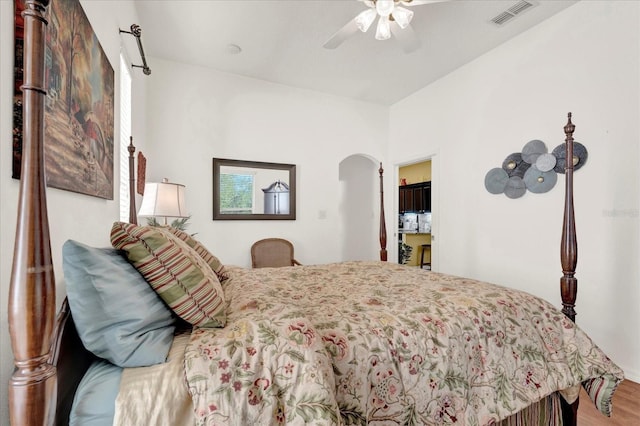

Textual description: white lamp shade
[138,181,188,218]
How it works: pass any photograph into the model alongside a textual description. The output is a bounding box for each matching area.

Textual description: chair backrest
[251,238,299,268]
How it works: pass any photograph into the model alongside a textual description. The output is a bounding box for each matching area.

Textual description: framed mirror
[213,158,296,220]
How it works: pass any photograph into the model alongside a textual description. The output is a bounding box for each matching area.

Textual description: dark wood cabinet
[399,182,431,213]
[413,187,424,211]
[399,187,412,212]
[421,184,431,212]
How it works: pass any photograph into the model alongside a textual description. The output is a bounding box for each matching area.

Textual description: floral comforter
[184,261,623,425]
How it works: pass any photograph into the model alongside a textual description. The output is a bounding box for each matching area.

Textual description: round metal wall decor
[521,139,547,164]
[485,136,587,198]
[535,153,557,172]
[484,167,509,194]
[502,153,530,178]
[504,176,526,199]
[523,166,557,193]
[552,141,588,173]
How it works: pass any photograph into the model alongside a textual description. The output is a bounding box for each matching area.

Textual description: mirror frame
[212,158,297,220]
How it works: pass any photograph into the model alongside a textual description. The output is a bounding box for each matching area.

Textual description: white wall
[389,0,640,382]
[0,1,147,423]
[143,57,388,267]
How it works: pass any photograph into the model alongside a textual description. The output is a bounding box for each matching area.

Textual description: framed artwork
[13,0,115,199]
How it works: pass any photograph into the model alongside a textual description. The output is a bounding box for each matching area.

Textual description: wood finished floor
[577,379,639,425]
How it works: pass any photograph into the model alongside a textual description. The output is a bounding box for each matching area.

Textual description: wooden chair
[420,244,431,270]
[251,238,302,268]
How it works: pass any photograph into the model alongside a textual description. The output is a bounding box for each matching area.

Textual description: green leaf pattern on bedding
[184,261,623,425]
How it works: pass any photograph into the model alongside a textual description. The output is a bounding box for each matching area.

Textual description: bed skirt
[498,392,561,425]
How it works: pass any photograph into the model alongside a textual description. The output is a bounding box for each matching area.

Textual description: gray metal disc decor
[552,141,588,173]
[502,153,530,178]
[486,134,587,198]
[524,165,558,193]
[484,167,510,194]
[504,176,527,199]
[522,139,547,164]
[535,153,557,172]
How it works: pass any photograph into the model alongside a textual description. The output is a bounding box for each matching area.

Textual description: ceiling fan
[323,0,449,53]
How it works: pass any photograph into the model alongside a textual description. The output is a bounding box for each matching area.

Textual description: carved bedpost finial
[127,136,136,155]
[564,112,575,138]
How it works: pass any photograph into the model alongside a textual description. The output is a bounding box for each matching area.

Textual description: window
[119,54,132,222]
[219,170,255,214]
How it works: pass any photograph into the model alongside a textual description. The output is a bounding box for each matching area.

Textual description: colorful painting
[13,0,115,199]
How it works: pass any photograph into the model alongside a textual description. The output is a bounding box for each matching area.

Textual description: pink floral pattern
[184,261,623,425]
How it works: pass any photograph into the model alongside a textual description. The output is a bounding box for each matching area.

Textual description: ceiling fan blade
[400,0,449,6]
[323,18,360,49]
[390,22,421,53]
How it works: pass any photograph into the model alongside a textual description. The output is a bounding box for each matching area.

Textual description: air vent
[490,0,537,26]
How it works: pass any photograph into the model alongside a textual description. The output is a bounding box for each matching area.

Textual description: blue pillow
[63,240,176,367]
[70,360,122,426]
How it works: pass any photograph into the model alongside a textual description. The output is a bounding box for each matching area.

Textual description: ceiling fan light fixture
[391,6,414,29]
[355,8,377,32]
[375,0,395,17]
[375,16,392,40]
[323,0,447,50]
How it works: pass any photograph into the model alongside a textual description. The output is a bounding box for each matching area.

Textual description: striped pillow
[110,222,226,328]
[162,227,229,282]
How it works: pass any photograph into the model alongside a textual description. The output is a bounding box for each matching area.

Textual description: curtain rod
[119,24,151,75]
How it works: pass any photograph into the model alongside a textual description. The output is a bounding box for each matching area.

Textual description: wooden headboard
[7,0,579,424]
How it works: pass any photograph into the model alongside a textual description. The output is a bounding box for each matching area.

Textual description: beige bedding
[112,261,622,425]
[114,329,195,426]
[184,261,623,425]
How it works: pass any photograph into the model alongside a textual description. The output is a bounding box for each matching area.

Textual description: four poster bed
[9,1,623,425]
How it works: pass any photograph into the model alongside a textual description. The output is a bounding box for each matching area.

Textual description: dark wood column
[559,112,579,426]
[8,1,57,425]
[379,163,388,261]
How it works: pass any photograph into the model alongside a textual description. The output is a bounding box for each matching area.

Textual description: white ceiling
[133,0,578,105]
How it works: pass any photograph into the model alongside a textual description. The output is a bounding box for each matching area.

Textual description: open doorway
[397,157,436,270]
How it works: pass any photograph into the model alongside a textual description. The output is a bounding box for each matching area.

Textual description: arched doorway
[338,155,380,261]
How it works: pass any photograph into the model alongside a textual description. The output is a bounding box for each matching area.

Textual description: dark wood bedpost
[560,112,578,321]
[128,136,138,224]
[8,0,57,425]
[559,112,579,426]
[379,163,387,261]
